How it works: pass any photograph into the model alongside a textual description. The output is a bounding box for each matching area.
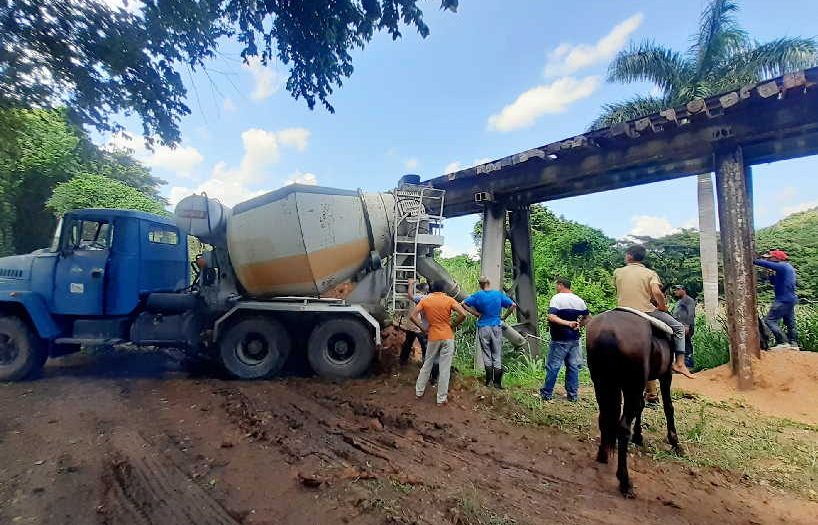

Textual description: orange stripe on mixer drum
[237,238,370,290]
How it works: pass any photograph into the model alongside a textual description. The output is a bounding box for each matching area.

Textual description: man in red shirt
[410,280,468,405]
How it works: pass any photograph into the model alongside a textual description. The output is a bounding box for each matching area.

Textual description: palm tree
[594,0,818,326]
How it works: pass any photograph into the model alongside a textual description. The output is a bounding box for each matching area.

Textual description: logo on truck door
[70,283,84,294]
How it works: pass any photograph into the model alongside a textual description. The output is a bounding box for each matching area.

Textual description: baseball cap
[764,249,789,261]
[672,284,686,290]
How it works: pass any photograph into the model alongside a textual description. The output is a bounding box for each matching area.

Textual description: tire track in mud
[100,429,240,525]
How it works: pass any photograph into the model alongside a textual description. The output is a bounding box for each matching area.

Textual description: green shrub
[691,315,731,371]
[795,304,818,352]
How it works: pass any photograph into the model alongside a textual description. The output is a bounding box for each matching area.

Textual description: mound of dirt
[674,349,818,425]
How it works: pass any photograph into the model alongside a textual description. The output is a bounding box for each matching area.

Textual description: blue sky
[105,0,818,257]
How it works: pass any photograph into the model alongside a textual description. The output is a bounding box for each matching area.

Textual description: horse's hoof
[596,450,608,464]
[672,444,685,457]
[632,434,644,447]
[620,484,636,499]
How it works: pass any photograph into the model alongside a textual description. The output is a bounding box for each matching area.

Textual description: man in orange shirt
[410,280,468,405]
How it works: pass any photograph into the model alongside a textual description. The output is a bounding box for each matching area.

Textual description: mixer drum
[227,184,394,297]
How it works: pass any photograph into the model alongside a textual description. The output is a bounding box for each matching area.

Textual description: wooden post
[714,145,760,390]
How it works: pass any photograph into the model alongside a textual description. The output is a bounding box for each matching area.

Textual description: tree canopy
[0,108,163,255]
[592,0,818,129]
[47,174,167,217]
[1,0,458,145]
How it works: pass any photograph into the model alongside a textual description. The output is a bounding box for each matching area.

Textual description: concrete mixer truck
[0,181,521,382]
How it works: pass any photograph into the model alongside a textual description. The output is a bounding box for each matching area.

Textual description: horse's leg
[632,392,646,447]
[616,386,639,498]
[659,371,683,456]
[593,378,620,464]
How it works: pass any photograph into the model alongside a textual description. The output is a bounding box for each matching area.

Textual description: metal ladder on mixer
[389,184,446,315]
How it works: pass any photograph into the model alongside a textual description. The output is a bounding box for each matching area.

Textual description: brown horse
[586,309,683,497]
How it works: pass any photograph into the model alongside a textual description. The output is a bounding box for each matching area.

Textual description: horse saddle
[614,307,674,336]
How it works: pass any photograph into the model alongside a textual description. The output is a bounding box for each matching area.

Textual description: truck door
[52,218,112,316]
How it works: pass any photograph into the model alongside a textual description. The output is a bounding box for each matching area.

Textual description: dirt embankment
[675,349,818,425]
[0,351,816,524]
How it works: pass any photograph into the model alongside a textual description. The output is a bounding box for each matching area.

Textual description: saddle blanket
[614,307,674,335]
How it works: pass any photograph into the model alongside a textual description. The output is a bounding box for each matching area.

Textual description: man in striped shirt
[540,278,590,402]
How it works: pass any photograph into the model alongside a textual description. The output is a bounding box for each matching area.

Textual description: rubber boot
[493,367,504,389]
[484,366,493,386]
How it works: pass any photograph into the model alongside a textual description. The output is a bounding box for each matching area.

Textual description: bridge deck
[424,67,818,217]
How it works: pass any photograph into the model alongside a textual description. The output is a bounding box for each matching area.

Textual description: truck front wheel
[0,316,45,381]
[219,317,291,379]
[308,318,374,379]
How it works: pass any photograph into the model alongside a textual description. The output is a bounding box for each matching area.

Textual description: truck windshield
[48,219,63,252]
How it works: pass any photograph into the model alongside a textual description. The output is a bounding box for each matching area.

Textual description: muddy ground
[1,350,816,525]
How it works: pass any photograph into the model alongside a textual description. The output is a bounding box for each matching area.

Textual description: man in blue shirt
[540,278,590,402]
[462,276,516,389]
[754,250,799,350]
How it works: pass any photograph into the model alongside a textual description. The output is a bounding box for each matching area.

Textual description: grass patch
[452,485,518,525]
[490,385,818,497]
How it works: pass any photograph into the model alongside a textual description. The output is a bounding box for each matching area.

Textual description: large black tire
[219,317,291,379]
[0,316,45,381]
[307,318,375,379]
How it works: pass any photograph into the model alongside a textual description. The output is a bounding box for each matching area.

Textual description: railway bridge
[422,67,818,389]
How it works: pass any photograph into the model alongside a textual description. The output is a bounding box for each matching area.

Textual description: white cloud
[543,13,644,77]
[223,97,237,112]
[628,215,680,238]
[169,127,311,207]
[285,171,318,186]
[245,56,282,101]
[444,161,461,174]
[276,127,310,151]
[405,158,419,170]
[106,131,203,178]
[782,200,818,217]
[439,244,479,260]
[238,127,310,182]
[145,145,203,178]
[487,76,600,132]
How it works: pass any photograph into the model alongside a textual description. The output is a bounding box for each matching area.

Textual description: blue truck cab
[0,209,188,380]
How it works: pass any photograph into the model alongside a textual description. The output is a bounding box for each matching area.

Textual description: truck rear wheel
[0,316,45,381]
[308,318,374,379]
[219,317,291,379]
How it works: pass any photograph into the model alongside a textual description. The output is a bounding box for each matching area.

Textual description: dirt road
[1,351,815,525]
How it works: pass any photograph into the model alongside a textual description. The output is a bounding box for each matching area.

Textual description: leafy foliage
[1,0,458,145]
[0,108,162,255]
[756,207,818,303]
[592,0,818,129]
[47,174,167,217]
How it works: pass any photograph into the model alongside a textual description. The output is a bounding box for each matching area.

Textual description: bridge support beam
[509,207,540,356]
[715,144,760,390]
[479,203,506,288]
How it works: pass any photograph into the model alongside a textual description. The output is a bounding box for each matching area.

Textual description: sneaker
[436,400,448,406]
[789,344,801,351]
[566,396,579,403]
[772,342,791,350]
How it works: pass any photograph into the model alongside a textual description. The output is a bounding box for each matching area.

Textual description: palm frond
[607,40,692,96]
[590,95,670,130]
[691,0,749,75]
[720,37,818,82]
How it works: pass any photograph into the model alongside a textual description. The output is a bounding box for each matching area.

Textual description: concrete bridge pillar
[714,144,760,390]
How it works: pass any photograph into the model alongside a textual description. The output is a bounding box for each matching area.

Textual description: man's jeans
[540,340,582,401]
[647,310,686,356]
[766,301,798,345]
[684,325,695,369]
